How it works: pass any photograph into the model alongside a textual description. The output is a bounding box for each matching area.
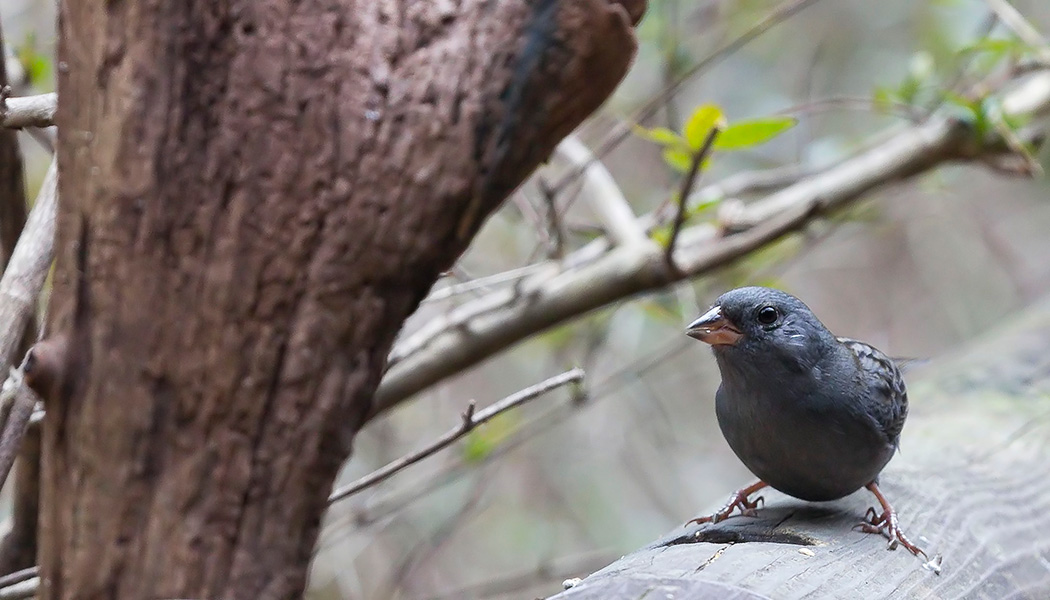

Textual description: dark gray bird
[685,286,925,557]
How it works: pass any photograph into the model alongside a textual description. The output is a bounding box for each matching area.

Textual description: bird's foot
[858,481,927,559]
[685,481,768,526]
[855,506,927,558]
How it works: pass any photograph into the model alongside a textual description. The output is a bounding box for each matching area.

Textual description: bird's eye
[757,306,778,325]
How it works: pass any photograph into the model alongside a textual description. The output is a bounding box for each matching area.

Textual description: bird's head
[686,287,835,366]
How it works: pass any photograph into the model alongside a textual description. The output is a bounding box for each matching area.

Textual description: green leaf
[633,125,686,149]
[714,117,797,151]
[959,37,1031,59]
[683,104,726,150]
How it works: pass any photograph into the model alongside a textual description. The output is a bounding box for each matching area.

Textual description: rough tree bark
[549,296,1050,599]
[41,1,645,599]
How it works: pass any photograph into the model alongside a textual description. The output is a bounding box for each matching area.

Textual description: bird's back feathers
[836,337,909,445]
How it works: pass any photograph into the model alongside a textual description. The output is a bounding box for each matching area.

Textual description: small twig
[666,126,721,270]
[776,95,922,122]
[537,176,566,259]
[351,344,682,530]
[328,368,584,504]
[460,401,476,428]
[509,191,557,260]
[420,263,550,304]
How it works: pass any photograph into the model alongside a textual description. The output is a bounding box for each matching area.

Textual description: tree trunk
[549,295,1050,599]
[41,1,644,598]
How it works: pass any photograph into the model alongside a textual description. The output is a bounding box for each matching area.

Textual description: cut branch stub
[43,2,643,600]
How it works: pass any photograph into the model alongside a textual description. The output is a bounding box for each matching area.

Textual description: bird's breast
[714,382,894,502]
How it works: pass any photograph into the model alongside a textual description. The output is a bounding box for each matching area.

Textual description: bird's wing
[836,337,908,445]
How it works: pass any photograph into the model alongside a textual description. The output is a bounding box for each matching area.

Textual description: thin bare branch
[330,368,584,504]
[666,126,720,269]
[537,176,567,258]
[776,95,922,121]
[420,263,549,304]
[0,93,56,130]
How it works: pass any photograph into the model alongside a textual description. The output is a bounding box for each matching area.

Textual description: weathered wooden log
[551,295,1050,599]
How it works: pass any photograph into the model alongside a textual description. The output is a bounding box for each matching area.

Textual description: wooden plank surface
[551,296,1050,600]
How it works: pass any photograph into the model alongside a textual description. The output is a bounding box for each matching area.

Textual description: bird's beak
[686,306,743,346]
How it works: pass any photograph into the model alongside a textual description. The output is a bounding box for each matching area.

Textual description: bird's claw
[686,492,764,527]
[855,505,927,559]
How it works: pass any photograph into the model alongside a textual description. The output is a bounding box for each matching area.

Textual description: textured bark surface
[42,1,643,599]
[550,296,1050,599]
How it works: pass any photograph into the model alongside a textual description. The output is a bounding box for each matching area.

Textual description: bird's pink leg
[686,480,768,526]
[856,481,927,558]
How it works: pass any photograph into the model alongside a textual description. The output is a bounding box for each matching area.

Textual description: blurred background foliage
[3,0,1050,598]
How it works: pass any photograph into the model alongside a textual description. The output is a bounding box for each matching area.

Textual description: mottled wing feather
[836,337,908,445]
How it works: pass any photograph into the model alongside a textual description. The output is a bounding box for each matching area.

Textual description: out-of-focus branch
[0,565,37,599]
[983,0,1050,62]
[0,418,40,575]
[666,126,720,268]
[0,160,57,380]
[0,159,57,377]
[0,568,36,591]
[370,70,1050,418]
[555,137,650,248]
[330,368,584,504]
[0,367,39,490]
[0,93,56,129]
[0,576,36,600]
